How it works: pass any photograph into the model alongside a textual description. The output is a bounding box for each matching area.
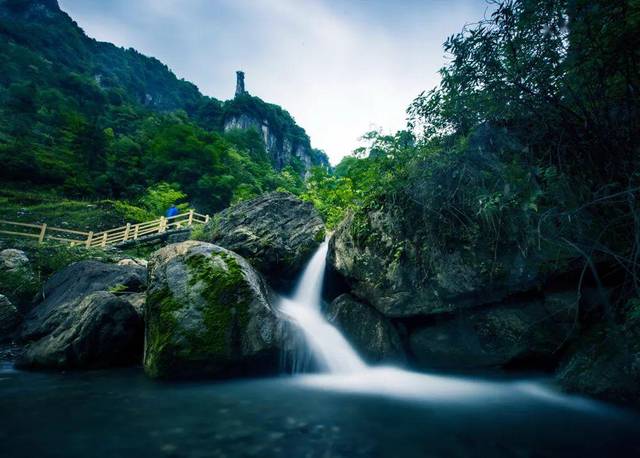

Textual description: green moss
[144,249,258,378]
[313,227,326,243]
[144,286,183,378]
[107,283,128,294]
[184,252,251,357]
[189,224,207,242]
[0,267,40,311]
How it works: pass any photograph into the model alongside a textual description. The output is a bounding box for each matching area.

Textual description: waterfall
[282,242,601,411]
[279,242,366,373]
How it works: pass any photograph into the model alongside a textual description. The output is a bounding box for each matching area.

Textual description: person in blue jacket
[165,204,179,218]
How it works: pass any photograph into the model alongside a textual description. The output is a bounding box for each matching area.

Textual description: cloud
[59,0,488,164]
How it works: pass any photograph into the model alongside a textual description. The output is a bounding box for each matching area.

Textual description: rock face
[203,192,325,289]
[328,205,580,371]
[329,211,540,318]
[17,292,142,369]
[144,241,291,379]
[326,294,405,363]
[223,114,328,172]
[0,294,19,342]
[17,260,146,369]
[408,292,575,369]
[556,301,640,406]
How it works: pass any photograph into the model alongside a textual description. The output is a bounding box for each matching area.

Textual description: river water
[2,243,640,457]
[1,362,639,457]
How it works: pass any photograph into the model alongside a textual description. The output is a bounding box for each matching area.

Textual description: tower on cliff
[235,71,246,97]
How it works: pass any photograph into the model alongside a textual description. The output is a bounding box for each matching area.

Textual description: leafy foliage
[0,0,323,215]
[311,0,640,308]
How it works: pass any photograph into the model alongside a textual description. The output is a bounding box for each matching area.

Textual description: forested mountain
[0,0,327,213]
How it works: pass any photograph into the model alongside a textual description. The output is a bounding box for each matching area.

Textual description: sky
[58,0,490,164]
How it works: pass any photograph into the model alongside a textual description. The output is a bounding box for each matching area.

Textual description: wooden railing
[0,210,209,249]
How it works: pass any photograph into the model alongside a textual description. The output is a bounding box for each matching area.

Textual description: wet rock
[556,299,640,406]
[329,211,542,318]
[326,294,405,363]
[202,192,325,289]
[408,293,575,369]
[144,241,293,379]
[16,291,142,369]
[16,260,146,368]
[20,260,146,340]
[0,294,19,341]
[122,292,145,318]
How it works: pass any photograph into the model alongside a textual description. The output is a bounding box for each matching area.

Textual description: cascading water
[279,242,615,413]
[279,242,366,373]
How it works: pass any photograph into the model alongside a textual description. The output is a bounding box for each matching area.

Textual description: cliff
[0,0,328,174]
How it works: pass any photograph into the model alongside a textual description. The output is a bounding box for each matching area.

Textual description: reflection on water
[295,366,609,413]
[1,366,639,458]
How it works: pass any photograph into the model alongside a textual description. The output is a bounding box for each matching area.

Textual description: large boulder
[0,294,19,342]
[20,260,146,340]
[17,292,142,369]
[408,291,575,369]
[144,241,292,379]
[329,211,541,318]
[326,294,405,364]
[202,192,325,289]
[556,299,640,406]
[17,260,146,369]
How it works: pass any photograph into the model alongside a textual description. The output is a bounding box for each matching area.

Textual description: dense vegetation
[307,0,640,311]
[0,0,326,215]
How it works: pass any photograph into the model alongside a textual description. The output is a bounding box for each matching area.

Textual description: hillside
[0,0,327,213]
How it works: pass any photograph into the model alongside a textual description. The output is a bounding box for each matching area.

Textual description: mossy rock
[199,192,325,291]
[144,241,291,379]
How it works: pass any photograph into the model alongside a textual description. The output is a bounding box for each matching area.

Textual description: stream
[1,243,640,457]
[1,363,639,457]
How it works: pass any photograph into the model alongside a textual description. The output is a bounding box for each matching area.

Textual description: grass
[0,187,151,232]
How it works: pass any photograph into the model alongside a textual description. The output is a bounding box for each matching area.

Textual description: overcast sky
[59,0,489,164]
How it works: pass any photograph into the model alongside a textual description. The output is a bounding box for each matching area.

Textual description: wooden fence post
[123,223,131,242]
[38,223,47,244]
[101,232,108,248]
[188,209,194,226]
[133,224,139,240]
[158,217,166,234]
[85,231,93,248]
[205,214,210,223]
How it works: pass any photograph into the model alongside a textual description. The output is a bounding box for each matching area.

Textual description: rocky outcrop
[329,211,541,318]
[202,192,325,290]
[408,292,575,369]
[328,202,583,372]
[556,300,640,406]
[223,114,328,173]
[326,294,405,363]
[17,291,142,369]
[0,294,19,342]
[17,260,146,369]
[144,241,292,379]
[20,260,146,340]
